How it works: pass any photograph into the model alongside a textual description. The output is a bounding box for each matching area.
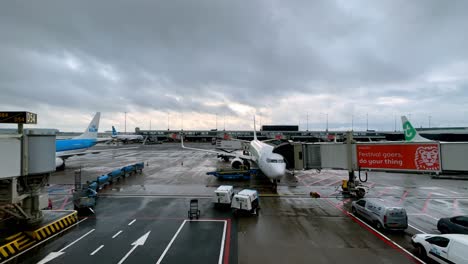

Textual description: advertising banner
[357,143,441,172]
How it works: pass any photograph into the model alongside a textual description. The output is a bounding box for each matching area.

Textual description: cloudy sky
[1,0,468,132]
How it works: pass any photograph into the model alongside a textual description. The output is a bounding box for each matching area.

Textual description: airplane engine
[231,158,243,169]
[55,158,64,170]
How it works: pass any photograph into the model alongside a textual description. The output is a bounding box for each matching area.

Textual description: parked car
[412,234,468,263]
[438,215,468,234]
[351,198,408,230]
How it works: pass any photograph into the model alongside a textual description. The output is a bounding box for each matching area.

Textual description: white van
[412,234,468,263]
[351,198,408,230]
[213,185,234,208]
[231,189,259,215]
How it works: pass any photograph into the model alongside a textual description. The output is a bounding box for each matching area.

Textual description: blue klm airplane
[55,112,108,169]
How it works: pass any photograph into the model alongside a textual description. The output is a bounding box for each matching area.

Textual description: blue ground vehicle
[207,169,258,180]
[73,162,145,214]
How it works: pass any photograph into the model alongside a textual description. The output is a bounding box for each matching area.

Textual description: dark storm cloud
[1,0,468,129]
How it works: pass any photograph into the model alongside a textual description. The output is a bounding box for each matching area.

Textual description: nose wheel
[272,179,278,192]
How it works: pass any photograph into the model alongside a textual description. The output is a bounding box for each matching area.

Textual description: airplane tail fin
[401,116,430,142]
[253,116,257,141]
[112,126,117,136]
[75,112,100,139]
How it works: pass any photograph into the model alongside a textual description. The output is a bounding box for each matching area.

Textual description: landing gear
[57,161,66,171]
[243,160,251,170]
[272,180,278,192]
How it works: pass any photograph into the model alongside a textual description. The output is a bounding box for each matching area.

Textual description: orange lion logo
[414,146,439,170]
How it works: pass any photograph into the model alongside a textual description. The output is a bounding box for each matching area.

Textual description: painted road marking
[112,230,123,239]
[155,219,228,264]
[117,231,151,264]
[408,224,427,234]
[128,219,136,226]
[90,245,104,256]
[421,193,433,213]
[408,213,439,221]
[398,191,409,204]
[324,199,426,264]
[60,229,96,252]
[348,213,426,264]
[25,218,90,264]
[156,221,186,264]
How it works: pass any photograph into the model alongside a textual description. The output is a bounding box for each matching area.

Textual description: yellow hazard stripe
[6,245,15,254]
[5,233,22,241]
[0,212,78,260]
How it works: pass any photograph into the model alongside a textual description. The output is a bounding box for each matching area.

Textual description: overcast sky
[1,0,468,132]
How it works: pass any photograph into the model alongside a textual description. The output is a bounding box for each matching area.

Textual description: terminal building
[137,125,468,143]
[4,125,467,143]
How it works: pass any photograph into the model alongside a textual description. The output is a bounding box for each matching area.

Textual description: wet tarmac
[15,143,468,263]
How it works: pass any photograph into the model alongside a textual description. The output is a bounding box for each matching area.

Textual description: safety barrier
[0,232,36,261]
[26,211,78,241]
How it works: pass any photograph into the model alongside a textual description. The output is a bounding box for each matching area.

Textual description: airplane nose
[271,164,286,179]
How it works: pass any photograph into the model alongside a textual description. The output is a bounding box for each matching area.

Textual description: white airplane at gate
[181,117,286,187]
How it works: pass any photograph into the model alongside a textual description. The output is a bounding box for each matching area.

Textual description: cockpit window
[267,158,284,163]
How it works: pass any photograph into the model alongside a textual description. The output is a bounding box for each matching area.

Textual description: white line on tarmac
[408,224,427,234]
[112,230,123,239]
[348,213,426,263]
[60,228,96,252]
[90,245,104,256]
[1,217,90,264]
[156,220,187,264]
[218,221,227,264]
[128,219,136,226]
[408,213,439,221]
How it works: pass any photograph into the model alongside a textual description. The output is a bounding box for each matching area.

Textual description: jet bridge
[275,131,468,175]
[0,112,56,225]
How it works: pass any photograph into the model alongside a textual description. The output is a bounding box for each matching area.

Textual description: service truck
[231,189,259,215]
[213,185,234,208]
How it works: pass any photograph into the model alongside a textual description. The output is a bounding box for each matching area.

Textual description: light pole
[167,112,170,130]
[215,114,218,130]
[351,114,354,131]
[428,115,431,128]
[306,112,309,131]
[319,112,328,132]
[124,112,127,134]
[326,113,328,132]
[366,112,368,131]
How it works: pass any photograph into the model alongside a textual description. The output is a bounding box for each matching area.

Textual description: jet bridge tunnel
[273,140,468,174]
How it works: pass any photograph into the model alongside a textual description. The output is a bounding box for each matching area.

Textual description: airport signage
[357,143,441,172]
[0,111,37,124]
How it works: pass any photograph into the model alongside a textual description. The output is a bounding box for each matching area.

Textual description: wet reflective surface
[20,143,468,263]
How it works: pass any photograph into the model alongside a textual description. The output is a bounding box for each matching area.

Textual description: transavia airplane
[401,116,432,142]
[181,117,286,189]
[111,126,144,143]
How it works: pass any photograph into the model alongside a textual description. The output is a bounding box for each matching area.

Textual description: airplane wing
[96,137,113,143]
[181,136,254,161]
[57,146,138,160]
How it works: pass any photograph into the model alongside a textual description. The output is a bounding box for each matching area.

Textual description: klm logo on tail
[89,125,98,133]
